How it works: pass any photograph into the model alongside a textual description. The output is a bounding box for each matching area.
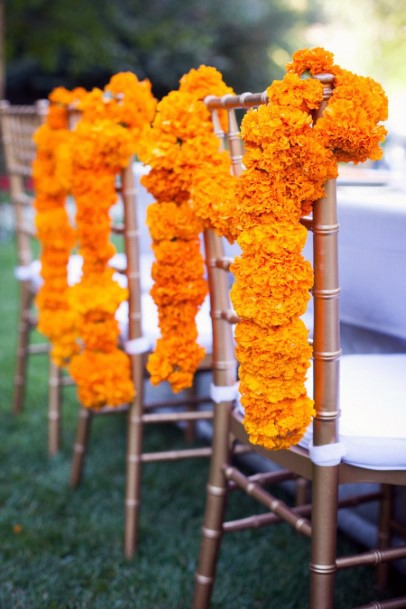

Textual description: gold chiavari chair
[192,78,406,609]
[0,100,76,455]
[69,156,214,559]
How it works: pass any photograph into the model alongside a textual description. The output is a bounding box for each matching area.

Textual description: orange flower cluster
[232,47,387,450]
[78,72,156,137]
[138,66,235,392]
[287,47,388,163]
[33,87,86,365]
[64,73,157,408]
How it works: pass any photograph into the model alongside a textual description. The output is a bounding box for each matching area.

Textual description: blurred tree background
[1,0,405,110]
[3,0,323,101]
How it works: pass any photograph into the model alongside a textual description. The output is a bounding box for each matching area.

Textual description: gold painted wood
[70,157,215,559]
[0,101,66,456]
[192,78,406,609]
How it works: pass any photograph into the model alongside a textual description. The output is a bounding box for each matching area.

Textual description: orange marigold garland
[138,65,235,392]
[33,87,86,366]
[65,73,157,408]
[232,47,387,450]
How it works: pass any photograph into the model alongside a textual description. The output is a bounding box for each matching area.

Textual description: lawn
[0,230,403,609]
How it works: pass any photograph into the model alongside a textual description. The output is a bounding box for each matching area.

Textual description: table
[305,182,406,343]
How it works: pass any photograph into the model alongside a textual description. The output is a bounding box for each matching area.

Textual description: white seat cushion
[15,254,84,292]
[298,354,406,470]
[117,293,213,354]
[16,252,154,302]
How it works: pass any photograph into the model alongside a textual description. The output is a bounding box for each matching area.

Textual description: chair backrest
[203,78,340,450]
[0,100,49,266]
[201,96,263,391]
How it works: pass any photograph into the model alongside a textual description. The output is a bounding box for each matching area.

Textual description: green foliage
[0,234,403,608]
[4,0,322,100]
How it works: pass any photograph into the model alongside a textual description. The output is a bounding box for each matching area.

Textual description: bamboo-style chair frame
[69,155,216,559]
[0,99,70,455]
[192,76,406,609]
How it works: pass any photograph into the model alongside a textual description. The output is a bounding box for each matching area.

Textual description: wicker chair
[192,80,406,609]
[0,100,76,455]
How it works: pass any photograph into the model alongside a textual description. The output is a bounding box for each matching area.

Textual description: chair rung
[391,520,406,537]
[142,410,213,424]
[208,256,233,271]
[224,465,312,536]
[143,395,212,410]
[27,343,49,354]
[244,470,299,486]
[14,193,34,206]
[87,404,129,415]
[232,444,253,456]
[26,312,38,326]
[224,502,313,533]
[227,468,298,491]
[20,224,36,238]
[111,224,124,234]
[352,597,406,609]
[337,546,406,570]
[224,512,283,532]
[300,215,313,230]
[141,446,212,462]
[220,309,239,325]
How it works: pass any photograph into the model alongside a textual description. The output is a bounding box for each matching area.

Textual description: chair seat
[15,255,84,292]
[236,354,406,471]
[299,354,406,470]
[116,294,213,353]
[16,252,155,294]
[17,251,213,355]
[112,251,212,352]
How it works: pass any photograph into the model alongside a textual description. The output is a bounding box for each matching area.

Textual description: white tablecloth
[305,184,406,340]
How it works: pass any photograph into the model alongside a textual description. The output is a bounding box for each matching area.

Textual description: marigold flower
[33,91,79,363]
[33,74,157,408]
[231,47,387,450]
[69,349,135,408]
[138,65,235,392]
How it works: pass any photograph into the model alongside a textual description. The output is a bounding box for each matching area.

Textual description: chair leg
[193,400,232,609]
[295,477,309,507]
[375,484,393,590]
[12,286,31,415]
[124,388,144,559]
[124,348,147,559]
[184,375,199,444]
[70,407,92,488]
[309,465,339,609]
[48,359,62,456]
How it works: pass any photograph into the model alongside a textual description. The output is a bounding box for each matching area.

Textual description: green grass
[0,235,403,609]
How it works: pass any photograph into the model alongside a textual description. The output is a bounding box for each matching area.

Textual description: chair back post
[311,73,341,448]
[225,106,244,177]
[120,161,143,387]
[309,73,341,607]
[203,103,238,389]
[203,228,236,389]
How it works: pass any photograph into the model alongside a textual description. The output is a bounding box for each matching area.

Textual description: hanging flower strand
[138,65,236,393]
[231,47,387,450]
[65,73,157,408]
[33,87,86,366]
